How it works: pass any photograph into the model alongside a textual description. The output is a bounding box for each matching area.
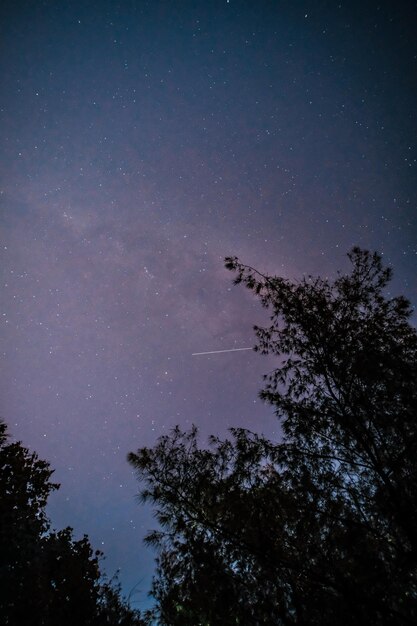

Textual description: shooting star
[192,347,253,356]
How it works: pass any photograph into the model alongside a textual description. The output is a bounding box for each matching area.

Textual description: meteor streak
[192,347,252,356]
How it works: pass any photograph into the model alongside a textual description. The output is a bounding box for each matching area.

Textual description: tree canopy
[129,248,417,625]
[0,420,145,626]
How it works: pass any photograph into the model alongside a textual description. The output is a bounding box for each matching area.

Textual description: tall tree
[129,248,417,625]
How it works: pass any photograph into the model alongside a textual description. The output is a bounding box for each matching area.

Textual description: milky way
[1,0,416,607]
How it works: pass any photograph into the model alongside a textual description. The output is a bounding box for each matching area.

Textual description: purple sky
[1,0,416,609]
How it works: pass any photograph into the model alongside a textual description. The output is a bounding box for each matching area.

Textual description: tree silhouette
[0,421,145,626]
[129,248,417,625]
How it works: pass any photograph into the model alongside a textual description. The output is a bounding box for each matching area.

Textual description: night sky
[1,0,416,610]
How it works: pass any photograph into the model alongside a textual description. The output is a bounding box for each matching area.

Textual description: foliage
[129,248,417,625]
[0,421,145,626]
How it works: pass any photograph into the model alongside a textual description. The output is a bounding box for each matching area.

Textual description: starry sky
[1,0,416,610]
